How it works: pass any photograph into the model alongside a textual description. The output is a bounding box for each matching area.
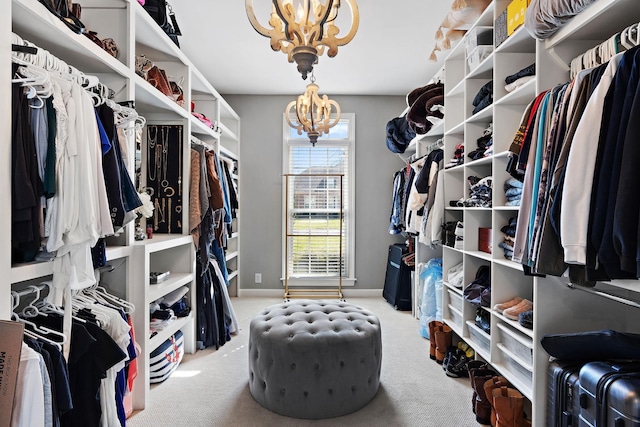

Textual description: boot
[428,321,442,360]
[434,324,452,364]
[467,361,489,413]
[492,386,524,427]
[483,376,510,426]
[470,368,496,424]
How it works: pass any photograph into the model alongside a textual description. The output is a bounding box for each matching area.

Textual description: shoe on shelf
[503,299,533,321]
[518,310,533,329]
[493,296,523,314]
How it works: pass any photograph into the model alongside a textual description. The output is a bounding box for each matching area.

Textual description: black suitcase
[547,360,584,427]
[382,244,412,311]
[578,361,640,426]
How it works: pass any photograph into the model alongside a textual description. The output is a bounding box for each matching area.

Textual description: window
[283,114,355,284]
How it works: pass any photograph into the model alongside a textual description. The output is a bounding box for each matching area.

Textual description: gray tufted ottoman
[248,300,382,419]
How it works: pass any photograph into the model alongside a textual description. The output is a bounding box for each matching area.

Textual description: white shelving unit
[437,1,640,425]
[7,0,241,412]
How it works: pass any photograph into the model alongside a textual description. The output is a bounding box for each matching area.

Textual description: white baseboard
[237,288,382,298]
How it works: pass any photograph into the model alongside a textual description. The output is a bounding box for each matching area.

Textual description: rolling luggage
[547,360,583,427]
[578,361,640,426]
[382,244,412,311]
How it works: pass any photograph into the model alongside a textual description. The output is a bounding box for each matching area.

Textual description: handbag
[142,0,182,47]
[37,0,86,34]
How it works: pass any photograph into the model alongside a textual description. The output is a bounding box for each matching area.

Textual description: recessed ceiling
[170,1,452,96]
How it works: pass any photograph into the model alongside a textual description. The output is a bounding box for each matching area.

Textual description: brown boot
[492,386,524,427]
[428,321,442,361]
[467,361,489,414]
[483,376,510,426]
[470,369,496,424]
[434,324,452,364]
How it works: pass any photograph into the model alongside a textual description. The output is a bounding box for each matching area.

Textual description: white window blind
[285,118,353,278]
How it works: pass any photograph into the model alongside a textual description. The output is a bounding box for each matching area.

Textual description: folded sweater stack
[504,177,523,207]
[499,217,517,260]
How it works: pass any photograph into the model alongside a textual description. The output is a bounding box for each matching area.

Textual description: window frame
[281,113,356,287]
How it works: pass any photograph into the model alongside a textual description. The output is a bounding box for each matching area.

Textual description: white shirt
[12,343,45,427]
[561,53,624,265]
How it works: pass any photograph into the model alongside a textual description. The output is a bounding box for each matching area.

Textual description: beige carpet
[127,297,477,427]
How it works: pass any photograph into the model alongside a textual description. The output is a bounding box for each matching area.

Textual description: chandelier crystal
[246,0,359,79]
[286,78,341,145]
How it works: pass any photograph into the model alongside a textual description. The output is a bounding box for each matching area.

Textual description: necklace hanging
[177,125,183,196]
[161,125,169,188]
[147,125,158,181]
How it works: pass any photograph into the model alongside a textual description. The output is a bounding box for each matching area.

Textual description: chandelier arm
[317,0,359,55]
[314,0,335,43]
[245,0,277,38]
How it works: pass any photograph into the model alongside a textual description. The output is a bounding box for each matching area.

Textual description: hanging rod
[566,282,640,310]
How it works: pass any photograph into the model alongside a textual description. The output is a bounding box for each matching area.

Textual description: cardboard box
[495,9,508,48]
[0,321,24,427]
[507,0,530,35]
[478,228,493,254]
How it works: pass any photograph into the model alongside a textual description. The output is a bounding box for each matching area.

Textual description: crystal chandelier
[286,77,341,145]
[245,0,359,79]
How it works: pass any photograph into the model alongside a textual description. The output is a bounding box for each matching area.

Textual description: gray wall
[224,95,407,290]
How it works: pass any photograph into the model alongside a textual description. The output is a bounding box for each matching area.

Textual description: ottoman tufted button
[249,300,381,420]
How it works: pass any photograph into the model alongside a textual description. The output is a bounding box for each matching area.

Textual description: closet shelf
[545,0,639,49]
[494,312,534,338]
[133,1,189,65]
[495,26,535,54]
[492,258,524,271]
[219,122,239,142]
[465,155,493,167]
[190,67,222,100]
[106,245,133,262]
[148,313,194,352]
[445,121,465,136]
[467,53,494,79]
[133,234,194,253]
[228,270,239,281]
[133,74,190,118]
[11,261,54,284]
[493,206,520,211]
[465,250,493,262]
[466,105,493,123]
[492,359,533,401]
[12,0,130,77]
[190,115,222,139]
[444,280,464,295]
[149,273,195,302]
[225,251,239,262]
[494,78,536,106]
[446,79,465,98]
[465,320,491,361]
[10,244,133,284]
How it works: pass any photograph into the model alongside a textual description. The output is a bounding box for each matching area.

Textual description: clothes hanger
[11,290,68,343]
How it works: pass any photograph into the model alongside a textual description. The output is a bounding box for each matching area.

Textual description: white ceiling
[170,1,452,96]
